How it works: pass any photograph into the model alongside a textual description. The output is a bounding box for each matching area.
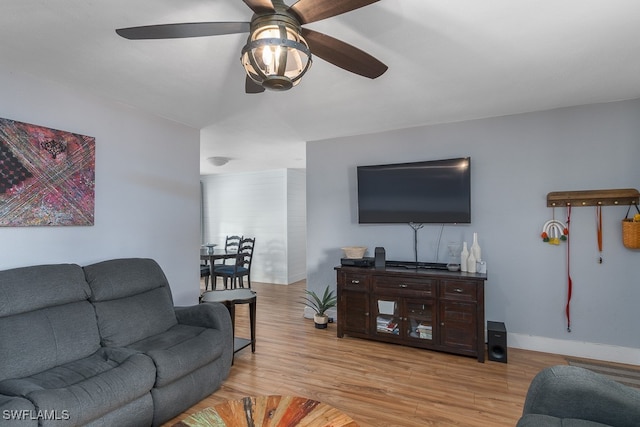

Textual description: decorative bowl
[341,246,367,259]
[202,244,216,254]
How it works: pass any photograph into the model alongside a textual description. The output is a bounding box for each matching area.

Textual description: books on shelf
[375,316,433,338]
[416,322,432,340]
[376,315,399,334]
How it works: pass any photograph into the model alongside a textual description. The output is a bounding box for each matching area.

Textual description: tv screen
[357,157,471,224]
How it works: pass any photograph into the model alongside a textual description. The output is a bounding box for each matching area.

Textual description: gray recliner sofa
[518,365,640,427]
[84,258,233,425]
[0,258,233,427]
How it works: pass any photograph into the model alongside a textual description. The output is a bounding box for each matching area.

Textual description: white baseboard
[508,332,640,366]
[287,272,307,284]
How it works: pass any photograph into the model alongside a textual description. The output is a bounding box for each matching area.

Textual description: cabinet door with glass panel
[372,276,436,344]
[374,296,402,338]
[373,296,435,345]
[404,299,435,344]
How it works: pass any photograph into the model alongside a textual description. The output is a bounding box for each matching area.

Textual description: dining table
[200,248,240,280]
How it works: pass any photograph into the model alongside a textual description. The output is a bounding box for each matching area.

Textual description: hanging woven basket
[622,204,640,249]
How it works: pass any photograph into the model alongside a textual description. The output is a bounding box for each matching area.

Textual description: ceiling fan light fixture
[241,15,312,91]
[117,0,387,94]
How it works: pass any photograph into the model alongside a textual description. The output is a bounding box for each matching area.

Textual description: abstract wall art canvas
[0,118,95,226]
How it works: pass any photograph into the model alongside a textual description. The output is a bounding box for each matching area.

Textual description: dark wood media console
[335,265,487,362]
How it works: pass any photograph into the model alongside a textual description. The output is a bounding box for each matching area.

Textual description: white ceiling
[2,1,640,175]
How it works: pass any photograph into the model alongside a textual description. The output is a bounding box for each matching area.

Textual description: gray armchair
[518,365,640,427]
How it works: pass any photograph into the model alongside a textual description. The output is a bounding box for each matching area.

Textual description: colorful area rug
[174,395,358,427]
[567,358,640,389]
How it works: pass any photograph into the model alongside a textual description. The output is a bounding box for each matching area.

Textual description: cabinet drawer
[341,273,370,291]
[439,280,477,302]
[373,276,434,297]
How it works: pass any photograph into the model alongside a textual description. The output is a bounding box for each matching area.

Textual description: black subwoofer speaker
[487,321,507,363]
[374,247,386,269]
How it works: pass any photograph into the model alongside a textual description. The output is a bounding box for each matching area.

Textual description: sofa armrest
[522,365,640,427]
[0,394,38,427]
[174,303,232,333]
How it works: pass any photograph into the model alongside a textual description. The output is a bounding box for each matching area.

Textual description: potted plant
[301,285,337,329]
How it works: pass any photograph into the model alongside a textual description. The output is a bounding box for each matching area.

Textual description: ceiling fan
[116,0,388,93]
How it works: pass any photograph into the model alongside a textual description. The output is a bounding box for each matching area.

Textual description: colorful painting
[0,118,95,226]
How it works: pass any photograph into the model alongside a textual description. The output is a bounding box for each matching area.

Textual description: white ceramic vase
[467,250,477,273]
[460,242,469,272]
[471,232,481,261]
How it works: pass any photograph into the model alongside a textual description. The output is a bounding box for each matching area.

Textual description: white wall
[307,98,640,364]
[0,66,202,306]
[201,169,306,284]
[287,169,307,283]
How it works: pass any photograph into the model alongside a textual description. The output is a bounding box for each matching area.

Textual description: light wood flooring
[163,280,568,426]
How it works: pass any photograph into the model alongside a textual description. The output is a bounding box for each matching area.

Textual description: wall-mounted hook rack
[547,188,640,207]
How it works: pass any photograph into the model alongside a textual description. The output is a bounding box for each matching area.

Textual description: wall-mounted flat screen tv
[357,157,471,224]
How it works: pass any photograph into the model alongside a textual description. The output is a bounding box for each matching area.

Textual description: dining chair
[205,235,243,290]
[217,235,242,266]
[200,262,211,290]
[213,237,255,289]
[226,235,243,251]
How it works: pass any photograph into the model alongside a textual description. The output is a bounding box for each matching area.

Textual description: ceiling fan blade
[302,28,387,79]
[289,0,379,24]
[116,22,250,40]
[242,0,275,14]
[246,76,266,94]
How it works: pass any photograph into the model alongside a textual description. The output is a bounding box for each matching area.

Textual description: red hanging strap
[565,206,572,333]
[596,205,603,264]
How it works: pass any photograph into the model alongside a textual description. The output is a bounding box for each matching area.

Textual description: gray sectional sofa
[518,365,640,427]
[0,258,233,427]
